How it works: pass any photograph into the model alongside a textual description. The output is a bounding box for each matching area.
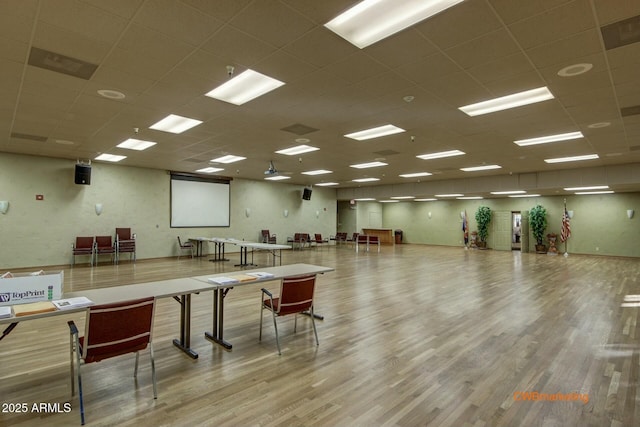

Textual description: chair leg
[310,306,319,346]
[150,344,157,399]
[75,345,85,425]
[271,311,281,355]
[259,300,264,341]
[134,351,139,378]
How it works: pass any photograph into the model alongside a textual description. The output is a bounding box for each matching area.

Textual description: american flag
[561,208,571,242]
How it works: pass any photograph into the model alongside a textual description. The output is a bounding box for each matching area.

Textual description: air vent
[280,123,318,135]
[601,15,640,50]
[621,105,640,117]
[28,47,98,80]
[10,132,48,142]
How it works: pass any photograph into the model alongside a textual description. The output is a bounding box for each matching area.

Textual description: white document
[208,276,239,285]
[52,297,94,310]
[247,272,275,279]
[0,306,11,318]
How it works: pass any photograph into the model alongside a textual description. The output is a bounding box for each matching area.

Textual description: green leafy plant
[529,204,547,245]
[475,206,492,242]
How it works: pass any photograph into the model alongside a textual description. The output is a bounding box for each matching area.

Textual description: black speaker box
[75,164,91,185]
[302,187,312,200]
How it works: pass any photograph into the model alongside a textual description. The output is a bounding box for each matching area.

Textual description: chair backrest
[368,235,379,244]
[261,230,270,239]
[357,234,368,243]
[178,236,191,248]
[315,233,323,242]
[95,235,112,248]
[116,228,132,241]
[82,297,155,363]
[75,236,94,250]
[276,274,316,316]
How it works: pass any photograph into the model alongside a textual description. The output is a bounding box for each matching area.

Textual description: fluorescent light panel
[564,185,609,191]
[391,196,415,200]
[315,182,339,186]
[435,194,463,197]
[302,169,332,175]
[491,190,525,195]
[95,153,126,162]
[415,198,437,201]
[350,161,388,169]
[205,69,285,105]
[210,155,246,164]
[461,165,502,172]
[380,200,400,203]
[575,190,614,195]
[264,175,290,181]
[117,138,156,151]
[276,145,319,155]
[400,172,432,178]
[544,154,599,163]
[149,114,202,134]
[196,167,224,173]
[324,0,464,49]
[417,150,465,160]
[514,131,583,146]
[354,198,376,201]
[459,87,554,116]
[509,194,540,198]
[457,196,483,200]
[352,178,380,182]
[345,124,405,141]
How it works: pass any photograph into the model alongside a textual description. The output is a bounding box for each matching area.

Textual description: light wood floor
[1,244,639,427]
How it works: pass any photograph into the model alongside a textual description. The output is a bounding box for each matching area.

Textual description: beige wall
[0,153,337,269]
[380,195,640,257]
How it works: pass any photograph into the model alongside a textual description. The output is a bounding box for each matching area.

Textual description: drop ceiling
[1,0,640,197]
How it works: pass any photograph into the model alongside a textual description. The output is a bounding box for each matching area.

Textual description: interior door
[492,211,512,251]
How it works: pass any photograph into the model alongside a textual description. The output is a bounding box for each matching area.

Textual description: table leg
[172,294,198,359]
[205,288,233,350]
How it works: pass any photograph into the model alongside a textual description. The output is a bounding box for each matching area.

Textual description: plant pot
[535,244,547,253]
[476,241,487,249]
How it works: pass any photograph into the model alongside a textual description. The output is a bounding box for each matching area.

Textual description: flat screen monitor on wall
[170,173,231,227]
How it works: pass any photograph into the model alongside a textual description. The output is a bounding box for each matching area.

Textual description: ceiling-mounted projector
[264,161,278,175]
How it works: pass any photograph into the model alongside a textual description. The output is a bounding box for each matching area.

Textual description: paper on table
[208,276,239,285]
[52,297,94,310]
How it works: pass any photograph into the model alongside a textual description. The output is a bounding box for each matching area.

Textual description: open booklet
[52,297,94,310]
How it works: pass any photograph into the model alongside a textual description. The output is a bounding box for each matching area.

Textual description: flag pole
[563,198,569,257]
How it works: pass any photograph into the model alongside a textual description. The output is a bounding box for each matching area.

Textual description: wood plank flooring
[1,244,639,426]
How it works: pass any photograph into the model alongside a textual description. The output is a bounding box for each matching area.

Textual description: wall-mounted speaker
[75,164,91,185]
[302,187,312,200]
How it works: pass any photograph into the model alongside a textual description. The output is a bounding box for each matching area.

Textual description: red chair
[72,237,95,266]
[259,274,319,355]
[356,234,369,252]
[261,229,276,244]
[115,228,136,263]
[314,233,329,250]
[67,297,157,425]
[368,235,380,252]
[94,235,115,264]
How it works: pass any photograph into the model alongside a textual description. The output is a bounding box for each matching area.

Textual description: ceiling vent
[28,47,98,80]
[621,105,640,117]
[601,15,640,50]
[10,132,48,142]
[280,123,318,135]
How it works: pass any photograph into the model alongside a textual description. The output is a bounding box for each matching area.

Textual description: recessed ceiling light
[588,122,611,129]
[117,138,157,151]
[354,198,376,201]
[302,169,332,175]
[575,190,614,195]
[196,167,224,173]
[391,196,415,199]
[459,87,554,116]
[264,175,290,181]
[345,124,405,141]
[210,155,246,164]
[544,154,599,163]
[95,153,126,162]
[324,0,464,49]
[276,145,319,155]
[205,69,285,105]
[380,200,400,203]
[435,194,463,197]
[400,172,432,178]
[315,182,339,186]
[460,165,502,172]
[415,198,437,201]
[457,196,483,200]
[350,161,388,169]
[490,190,526,195]
[514,131,583,146]
[557,63,593,77]
[509,194,540,198]
[417,150,465,160]
[97,89,125,100]
[563,185,609,191]
[352,178,380,182]
[150,114,202,134]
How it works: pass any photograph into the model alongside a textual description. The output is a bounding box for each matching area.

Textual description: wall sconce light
[567,210,574,219]
[0,201,8,214]
[628,209,635,219]
[245,208,251,218]
[460,211,465,219]
[428,211,432,219]
[283,209,289,218]
[315,210,320,218]
[95,203,103,216]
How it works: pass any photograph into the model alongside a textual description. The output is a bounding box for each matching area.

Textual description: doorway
[512,212,522,250]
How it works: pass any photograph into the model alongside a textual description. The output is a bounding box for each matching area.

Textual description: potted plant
[475,206,492,248]
[529,204,548,253]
